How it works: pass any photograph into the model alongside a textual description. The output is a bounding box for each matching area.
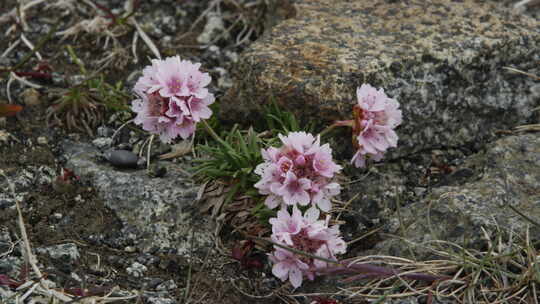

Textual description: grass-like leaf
[262,97,315,135]
[193,126,263,205]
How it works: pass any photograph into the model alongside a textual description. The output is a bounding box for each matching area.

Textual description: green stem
[66,45,87,75]
[319,120,354,138]
[201,119,234,151]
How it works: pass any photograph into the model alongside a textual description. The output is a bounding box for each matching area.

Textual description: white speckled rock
[222,0,540,159]
[373,133,540,259]
[36,243,80,263]
[63,141,213,256]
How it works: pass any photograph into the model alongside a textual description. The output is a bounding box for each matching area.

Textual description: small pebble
[126,262,147,278]
[124,246,137,253]
[105,150,139,169]
[21,88,41,106]
[413,187,427,197]
[37,136,48,145]
[93,137,113,149]
[156,279,177,291]
[97,126,114,137]
[146,277,164,290]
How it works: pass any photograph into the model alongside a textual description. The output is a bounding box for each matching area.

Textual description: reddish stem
[0,274,22,289]
[332,120,354,128]
[14,71,52,79]
[91,0,117,25]
[315,262,451,283]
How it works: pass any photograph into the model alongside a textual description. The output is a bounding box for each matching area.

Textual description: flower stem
[252,236,341,265]
[146,134,155,174]
[254,236,451,283]
[319,120,354,138]
[201,119,234,151]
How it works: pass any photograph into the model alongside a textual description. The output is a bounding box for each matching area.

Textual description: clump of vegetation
[194,125,262,195]
[194,98,309,205]
[46,46,130,136]
[192,99,312,237]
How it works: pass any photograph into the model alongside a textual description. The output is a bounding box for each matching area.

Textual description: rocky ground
[1,0,539,304]
[0,1,281,303]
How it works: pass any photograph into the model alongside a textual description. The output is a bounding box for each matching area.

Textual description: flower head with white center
[350,84,402,167]
[268,206,346,288]
[254,132,341,211]
[131,56,214,143]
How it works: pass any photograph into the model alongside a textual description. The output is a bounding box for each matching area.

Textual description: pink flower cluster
[131,56,214,143]
[254,132,342,212]
[351,84,402,168]
[268,207,346,288]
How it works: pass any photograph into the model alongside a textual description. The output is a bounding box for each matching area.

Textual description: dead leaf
[197,181,228,218]
[0,103,23,117]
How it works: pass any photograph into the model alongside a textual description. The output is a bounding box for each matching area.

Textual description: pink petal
[305,207,320,222]
[272,262,289,281]
[265,195,281,209]
[289,267,303,288]
[316,197,331,212]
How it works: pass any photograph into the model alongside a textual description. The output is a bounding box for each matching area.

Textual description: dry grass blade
[1,39,21,58]
[130,18,161,59]
[503,66,540,80]
[10,71,42,89]
[514,124,540,132]
[320,215,540,303]
[159,140,193,159]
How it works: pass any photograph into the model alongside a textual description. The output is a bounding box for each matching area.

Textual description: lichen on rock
[373,133,540,259]
[221,0,540,158]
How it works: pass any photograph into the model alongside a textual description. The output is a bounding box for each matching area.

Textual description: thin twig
[503,67,540,80]
[146,134,154,172]
[6,19,61,75]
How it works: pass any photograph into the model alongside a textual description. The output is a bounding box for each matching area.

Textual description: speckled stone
[221,0,540,158]
[373,133,540,259]
[63,141,213,256]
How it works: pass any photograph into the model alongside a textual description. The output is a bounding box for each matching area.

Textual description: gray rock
[92,137,113,149]
[126,261,147,278]
[63,141,214,255]
[0,166,55,209]
[104,149,139,169]
[215,67,233,89]
[143,277,164,290]
[36,136,48,145]
[156,279,177,291]
[124,246,137,253]
[0,256,23,279]
[36,243,80,264]
[373,133,540,259]
[144,293,176,304]
[197,12,227,44]
[221,0,540,159]
[97,126,114,137]
[0,227,11,253]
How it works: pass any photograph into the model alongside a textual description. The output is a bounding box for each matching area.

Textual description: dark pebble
[0,199,15,210]
[105,150,139,169]
[144,277,164,290]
